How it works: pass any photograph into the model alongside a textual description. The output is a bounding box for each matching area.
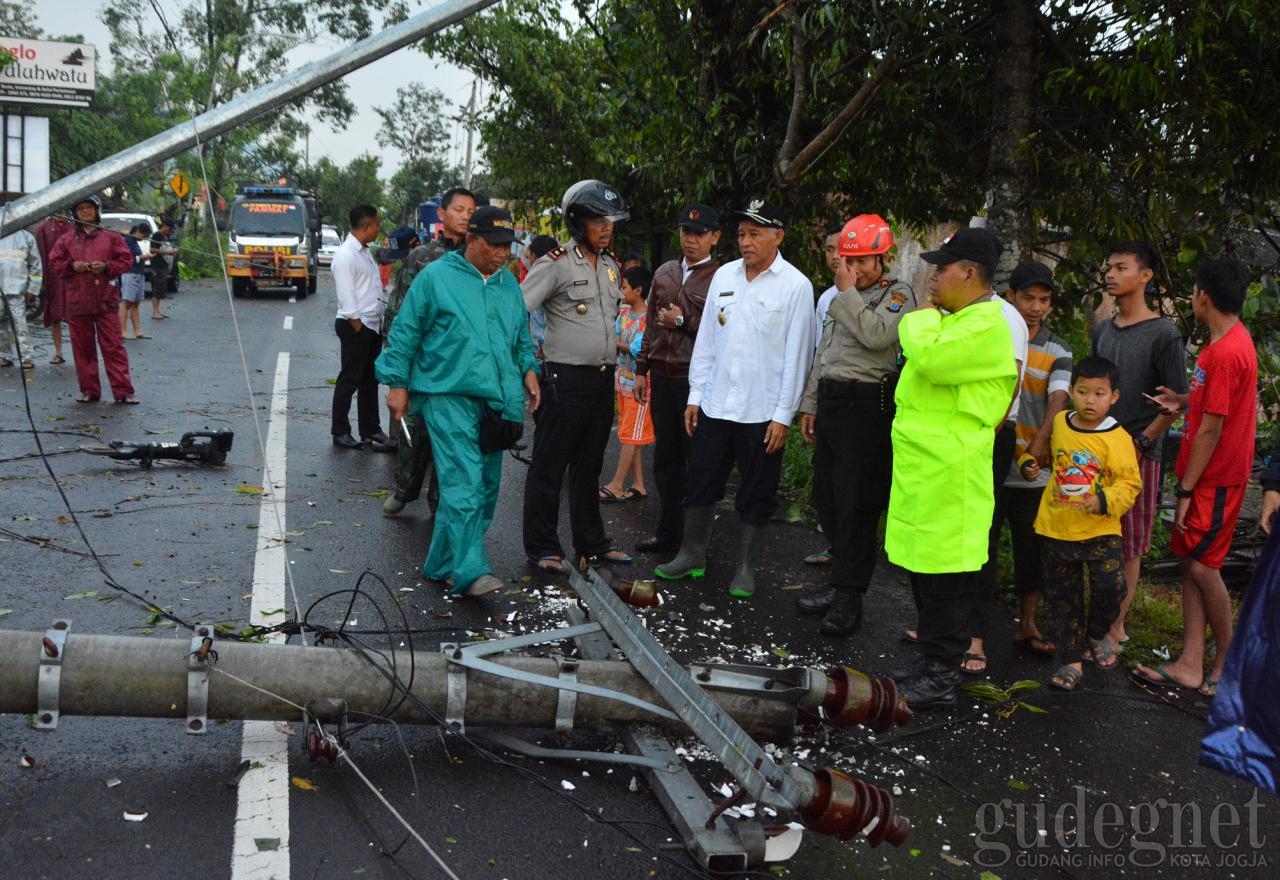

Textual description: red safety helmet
[838,214,894,257]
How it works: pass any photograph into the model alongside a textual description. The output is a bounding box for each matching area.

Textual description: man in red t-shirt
[1134,258,1257,697]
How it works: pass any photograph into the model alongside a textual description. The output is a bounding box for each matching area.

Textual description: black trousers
[970,422,1019,641]
[912,571,979,666]
[331,319,382,438]
[812,385,894,593]
[683,414,783,527]
[648,372,692,546]
[996,485,1045,597]
[523,362,615,559]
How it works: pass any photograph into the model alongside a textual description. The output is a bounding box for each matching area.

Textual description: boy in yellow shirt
[1025,356,1142,690]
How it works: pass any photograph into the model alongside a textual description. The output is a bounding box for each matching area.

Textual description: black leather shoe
[898,661,959,710]
[819,591,863,636]
[363,431,391,445]
[634,536,678,555]
[333,433,364,449]
[796,587,835,615]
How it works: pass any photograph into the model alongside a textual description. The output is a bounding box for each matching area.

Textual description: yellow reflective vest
[885,302,1018,573]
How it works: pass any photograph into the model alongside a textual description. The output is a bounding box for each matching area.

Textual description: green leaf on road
[64,590,100,600]
[0,609,12,618]
[1007,779,1029,791]
[770,646,792,659]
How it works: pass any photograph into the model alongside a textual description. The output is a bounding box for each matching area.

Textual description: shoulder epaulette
[547,246,568,261]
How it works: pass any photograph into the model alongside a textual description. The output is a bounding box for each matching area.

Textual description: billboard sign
[0,39,96,108]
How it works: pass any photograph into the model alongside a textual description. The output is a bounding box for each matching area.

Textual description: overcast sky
[26,0,481,179]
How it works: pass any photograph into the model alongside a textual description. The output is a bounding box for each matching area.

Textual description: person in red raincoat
[47,195,138,403]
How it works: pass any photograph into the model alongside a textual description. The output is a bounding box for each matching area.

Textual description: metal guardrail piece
[36,619,71,730]
[445,626,680,723]
[565,605,765,871]
[567,567,803,810]
[476,732,673,772]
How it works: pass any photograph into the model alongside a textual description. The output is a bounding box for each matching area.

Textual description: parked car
[99,212,180,293]
[318,225,341,267]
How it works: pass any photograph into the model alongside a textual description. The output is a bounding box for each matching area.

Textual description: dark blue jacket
[1200,436,1280,793]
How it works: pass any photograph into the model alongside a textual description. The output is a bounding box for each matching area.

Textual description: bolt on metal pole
[0,0,502,236]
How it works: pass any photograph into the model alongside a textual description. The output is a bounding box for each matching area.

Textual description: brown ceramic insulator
[822,667,913,732]
[306,729,338,763]
[611,578,659,608]
[799,768,910,848]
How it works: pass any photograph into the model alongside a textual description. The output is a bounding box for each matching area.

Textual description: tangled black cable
[298,575,787,880]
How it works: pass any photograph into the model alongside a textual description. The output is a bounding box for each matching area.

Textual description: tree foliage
[424,0,1280,290]
[310,155,386,228]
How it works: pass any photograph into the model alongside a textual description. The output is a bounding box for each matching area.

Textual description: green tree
[311,155,386,228]
[373,82,461,224]
[97,0,399,215]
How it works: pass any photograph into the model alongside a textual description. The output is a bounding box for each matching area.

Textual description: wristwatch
[673,315,685,328]
[1174,484,1194,499]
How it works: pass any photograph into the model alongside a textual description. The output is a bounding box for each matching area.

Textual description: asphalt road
[1,275,1276,879]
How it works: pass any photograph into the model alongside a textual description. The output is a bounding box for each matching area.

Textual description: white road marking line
[232,351,290,880]
[282,316,293,330]
[288,295,297,303]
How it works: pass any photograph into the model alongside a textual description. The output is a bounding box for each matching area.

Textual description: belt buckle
[599,364,607,373]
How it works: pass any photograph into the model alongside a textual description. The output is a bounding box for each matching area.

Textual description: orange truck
[225,185,321,299]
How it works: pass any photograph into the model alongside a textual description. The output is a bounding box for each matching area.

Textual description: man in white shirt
[655,198,815,598]
[330,204,389,450]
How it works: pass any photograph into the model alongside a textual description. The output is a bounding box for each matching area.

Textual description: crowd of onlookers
[1,196,177,404]
[330,182,1264,713]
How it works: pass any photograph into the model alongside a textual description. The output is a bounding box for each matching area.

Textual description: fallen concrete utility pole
[0,624,803,740]
[1,612,912,850]
[0,0,502,236]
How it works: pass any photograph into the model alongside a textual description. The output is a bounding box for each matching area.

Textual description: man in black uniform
[632,203,721,555]
[522,180,631,572]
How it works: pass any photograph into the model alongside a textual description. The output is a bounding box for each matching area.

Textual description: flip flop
[75,394,99,403]
[1088,636,1120,670]
[598,486,622,503]
[115,396,141,405]
[21,361,34,370]
[150,314,167,319]
[960,652,988,675]
[900,629,919,644]
[620,487,646,502]
[1199,676,1219,697]
[1050,664,1084,691]
[1130,664,1199,690]
[0,359,11,367]
[583,549,634,566]
[526,555,568,574]
[803,548,834,566]
[1015,634,1057,656]
[49,355,65,364]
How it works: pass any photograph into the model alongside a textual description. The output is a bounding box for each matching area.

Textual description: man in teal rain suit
[376,206,541,598]
[885,227,1017,708]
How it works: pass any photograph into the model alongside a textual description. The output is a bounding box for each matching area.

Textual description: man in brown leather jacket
[632,204,721,554]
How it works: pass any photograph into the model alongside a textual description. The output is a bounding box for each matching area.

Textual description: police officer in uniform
[798,214,916,636]
[522,180,632,571]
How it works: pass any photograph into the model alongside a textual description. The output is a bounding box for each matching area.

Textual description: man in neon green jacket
[886,228,1017,708]
[377,207,541,598]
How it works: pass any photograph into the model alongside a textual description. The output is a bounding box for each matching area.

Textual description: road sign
[169,171,189,199]
[0,39,97,108]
